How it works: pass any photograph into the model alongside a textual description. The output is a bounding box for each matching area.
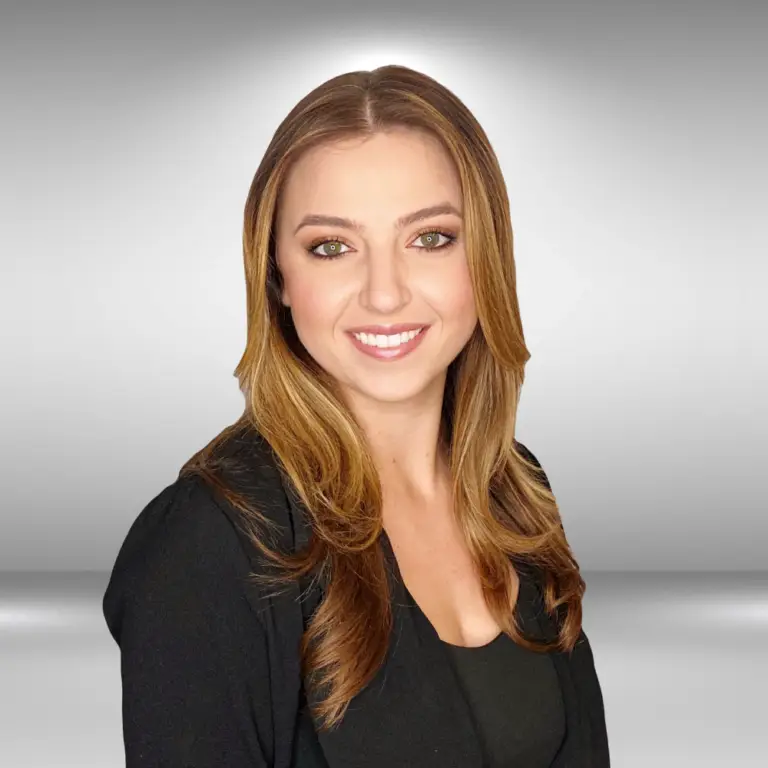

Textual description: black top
[102,426,610,767]
[440,603,565,767]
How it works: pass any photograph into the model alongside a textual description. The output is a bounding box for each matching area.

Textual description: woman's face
[274,128,478,407]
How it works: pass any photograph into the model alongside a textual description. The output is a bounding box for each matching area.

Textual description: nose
[360,250,411,313]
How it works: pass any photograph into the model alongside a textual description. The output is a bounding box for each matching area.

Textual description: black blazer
[103,426,610,767]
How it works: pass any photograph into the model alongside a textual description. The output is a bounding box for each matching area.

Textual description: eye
[306,238,352,260]
[412,229,457,251]
[305,228,458,261]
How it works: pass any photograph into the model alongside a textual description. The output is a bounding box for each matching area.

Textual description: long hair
[179,64,585,731]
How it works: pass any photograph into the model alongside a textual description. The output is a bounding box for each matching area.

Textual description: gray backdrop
[2,0,764,572]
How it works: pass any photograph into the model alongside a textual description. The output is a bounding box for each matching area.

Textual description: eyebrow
[293,202,462,236]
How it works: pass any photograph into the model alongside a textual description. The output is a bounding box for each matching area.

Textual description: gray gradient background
[1,1,766,766]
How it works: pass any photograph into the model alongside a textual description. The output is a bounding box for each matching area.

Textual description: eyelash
[306,227,458,261]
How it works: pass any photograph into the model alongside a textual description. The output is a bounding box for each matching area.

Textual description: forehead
[278,129,461,219]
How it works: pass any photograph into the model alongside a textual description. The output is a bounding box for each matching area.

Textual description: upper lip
[346,323,429,335]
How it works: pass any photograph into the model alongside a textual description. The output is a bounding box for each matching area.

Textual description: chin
[352,374,443,402]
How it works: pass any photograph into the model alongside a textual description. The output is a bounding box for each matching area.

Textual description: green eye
[309,239,349,260]
[416,232,445,248]
[306,229,458,261]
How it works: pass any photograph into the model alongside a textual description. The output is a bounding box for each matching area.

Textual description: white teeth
[353,327,424,348]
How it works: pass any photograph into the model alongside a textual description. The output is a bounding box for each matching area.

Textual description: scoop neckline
[379,529,531,651]
[439,630,506,650]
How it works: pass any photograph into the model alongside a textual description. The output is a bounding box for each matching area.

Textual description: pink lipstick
[346,325,430,361]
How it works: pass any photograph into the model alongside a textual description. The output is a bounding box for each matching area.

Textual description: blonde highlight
[179,65,585,732]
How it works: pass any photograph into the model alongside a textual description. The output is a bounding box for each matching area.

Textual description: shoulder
[104,473,253,576]
[101,476,245,641]
[101,453,299,766]
[513,438,552,492]
[102,426,294,642]
[513,438,543,469]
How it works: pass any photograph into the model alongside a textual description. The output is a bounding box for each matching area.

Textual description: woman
[103,65,610,767]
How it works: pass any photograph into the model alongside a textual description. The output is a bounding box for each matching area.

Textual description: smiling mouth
[349,326,426,349]
[346,325,430,361]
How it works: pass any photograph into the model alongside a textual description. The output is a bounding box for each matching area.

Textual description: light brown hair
[180,64,585,731]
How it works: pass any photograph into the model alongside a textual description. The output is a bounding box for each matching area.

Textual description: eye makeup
[305,227,459,261]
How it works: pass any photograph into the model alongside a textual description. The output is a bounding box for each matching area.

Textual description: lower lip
[346,326,430,361]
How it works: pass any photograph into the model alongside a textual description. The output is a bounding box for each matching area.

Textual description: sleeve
[572,627,611,766]
[515,444,611,763]
[102,479,274,768]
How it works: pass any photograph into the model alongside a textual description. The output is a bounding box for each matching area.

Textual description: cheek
[423,264,477,321]
[284,276,343,330]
